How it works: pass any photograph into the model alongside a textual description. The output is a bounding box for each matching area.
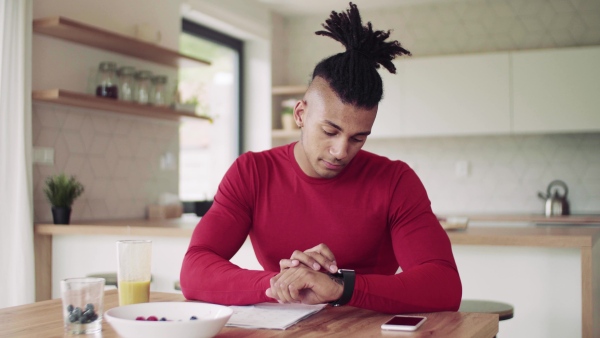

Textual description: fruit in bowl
[104,302,233,338]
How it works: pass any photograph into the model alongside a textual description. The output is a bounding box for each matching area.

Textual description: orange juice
[118,280,150,305]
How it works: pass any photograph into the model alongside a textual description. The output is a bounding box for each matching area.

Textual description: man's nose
[330,138,348,160]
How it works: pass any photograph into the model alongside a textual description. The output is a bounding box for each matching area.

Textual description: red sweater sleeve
[348,169,462,313]
[180,156,276,305]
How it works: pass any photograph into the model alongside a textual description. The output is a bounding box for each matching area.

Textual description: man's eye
[323,130,335,136]
[352,138,365,143]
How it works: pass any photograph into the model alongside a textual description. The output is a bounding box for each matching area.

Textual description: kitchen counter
[35,216,200,237]
[443,214,600,224]
[447,225,600,247]
[33,218,600,338]
[33,216,201,303]
[35,217,600,246]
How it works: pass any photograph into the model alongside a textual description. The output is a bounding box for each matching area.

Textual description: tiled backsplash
[32,103,179,223]
[364,133,600,215]
[283,0,600,85]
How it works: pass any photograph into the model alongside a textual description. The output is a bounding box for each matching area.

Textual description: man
[181,2,461,314]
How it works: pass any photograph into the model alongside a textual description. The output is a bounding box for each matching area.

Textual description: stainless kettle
[538,180,570,217]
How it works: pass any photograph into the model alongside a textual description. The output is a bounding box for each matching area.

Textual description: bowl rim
[104,301,234,323]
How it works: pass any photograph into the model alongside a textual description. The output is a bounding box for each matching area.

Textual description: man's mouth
[322,159,343,170]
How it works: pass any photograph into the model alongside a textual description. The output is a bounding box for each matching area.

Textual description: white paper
[226,302,327,330]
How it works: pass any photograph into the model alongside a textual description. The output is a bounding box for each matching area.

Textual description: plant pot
[281,114,296,131]
[52,206,72,225]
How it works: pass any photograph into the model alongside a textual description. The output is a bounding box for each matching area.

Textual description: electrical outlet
[33,147,54,165]
[160,152,177,171]
[455,160,469,178]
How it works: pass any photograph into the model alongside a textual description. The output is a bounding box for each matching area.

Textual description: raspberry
[147,316,158,321]
[135,316,145,321]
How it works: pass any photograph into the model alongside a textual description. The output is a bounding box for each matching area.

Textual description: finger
[305,244,338,273]
[306,243,336,262]
[288,283,301,302]
[290,250,322,270]
[279,258,300,271]
[273,269,297,304]
[266,288,284,303]
[305,252,338,273]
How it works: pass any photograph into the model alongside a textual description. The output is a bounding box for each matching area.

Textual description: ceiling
[255,0,468,17]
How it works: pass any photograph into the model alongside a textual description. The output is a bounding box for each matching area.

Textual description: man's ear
[293,100,306,128]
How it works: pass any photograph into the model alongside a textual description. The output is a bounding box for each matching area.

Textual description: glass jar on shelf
[117,66,136,102]
[134,70,153,104]
[151,75,168,106]
[96,61,119,99]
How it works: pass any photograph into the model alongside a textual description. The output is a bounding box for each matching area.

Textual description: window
[178,19,243,201]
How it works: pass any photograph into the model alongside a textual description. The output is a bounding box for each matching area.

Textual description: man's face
[293,77,377,179]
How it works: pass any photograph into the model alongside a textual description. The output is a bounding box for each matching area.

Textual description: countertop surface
[34,214,600,248]
[441,214,600,224]
[35,216,201,237]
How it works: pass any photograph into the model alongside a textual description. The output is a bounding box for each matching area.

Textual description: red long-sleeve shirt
[180,142,461,313]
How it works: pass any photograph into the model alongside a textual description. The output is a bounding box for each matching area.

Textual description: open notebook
[226,302,327,330]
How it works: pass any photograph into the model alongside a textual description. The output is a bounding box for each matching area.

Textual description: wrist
[329,275,344,301]
[328,269,355,307]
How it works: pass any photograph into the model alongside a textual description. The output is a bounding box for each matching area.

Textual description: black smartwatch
[328,269,355,307]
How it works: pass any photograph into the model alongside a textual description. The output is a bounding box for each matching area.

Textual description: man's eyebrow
[324,120,371,136]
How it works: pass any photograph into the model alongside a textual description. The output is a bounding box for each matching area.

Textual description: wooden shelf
[272,85,307,95]
[33,89,212,122]
[33,16,210,68]
[272,129,300,138]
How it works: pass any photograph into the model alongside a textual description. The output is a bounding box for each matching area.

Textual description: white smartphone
[381,315,427,331]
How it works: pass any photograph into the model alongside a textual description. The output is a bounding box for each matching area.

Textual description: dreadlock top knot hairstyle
[312,2,411,109]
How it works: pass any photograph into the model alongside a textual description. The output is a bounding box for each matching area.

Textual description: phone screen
[381,315,427,331]
[385,316,425,326]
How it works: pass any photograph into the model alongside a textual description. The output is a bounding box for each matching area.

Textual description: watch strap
[329,269,355,307]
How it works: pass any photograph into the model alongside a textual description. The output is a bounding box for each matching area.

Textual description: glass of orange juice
[116,240,152,306]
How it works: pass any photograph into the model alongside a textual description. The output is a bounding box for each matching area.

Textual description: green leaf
[43,173,84,207]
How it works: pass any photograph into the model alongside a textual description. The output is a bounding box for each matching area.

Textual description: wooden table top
[0,290,498,338]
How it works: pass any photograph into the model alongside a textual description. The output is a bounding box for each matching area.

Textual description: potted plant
[280,98,298,131]
[43,173,84,225]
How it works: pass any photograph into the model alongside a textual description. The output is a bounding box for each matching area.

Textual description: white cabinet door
[371,61,407,138]
[512,46,600,133]
[401,53,511,137]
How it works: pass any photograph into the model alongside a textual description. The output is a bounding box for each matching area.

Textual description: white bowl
[104,302,233,338]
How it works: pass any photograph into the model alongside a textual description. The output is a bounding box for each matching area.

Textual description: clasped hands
[265,243,344,305]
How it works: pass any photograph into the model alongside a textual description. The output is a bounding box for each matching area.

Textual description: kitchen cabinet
[32,16,211,121]
[277,53,511,139]
[273,47,600,140]
[378,52,511,137]
[512,46,600,133]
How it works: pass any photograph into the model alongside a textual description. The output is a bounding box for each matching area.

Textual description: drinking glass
[116,240,152,306]
[60,277,105,334]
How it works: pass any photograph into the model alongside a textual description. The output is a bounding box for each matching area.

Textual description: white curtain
[0,0,35,308]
